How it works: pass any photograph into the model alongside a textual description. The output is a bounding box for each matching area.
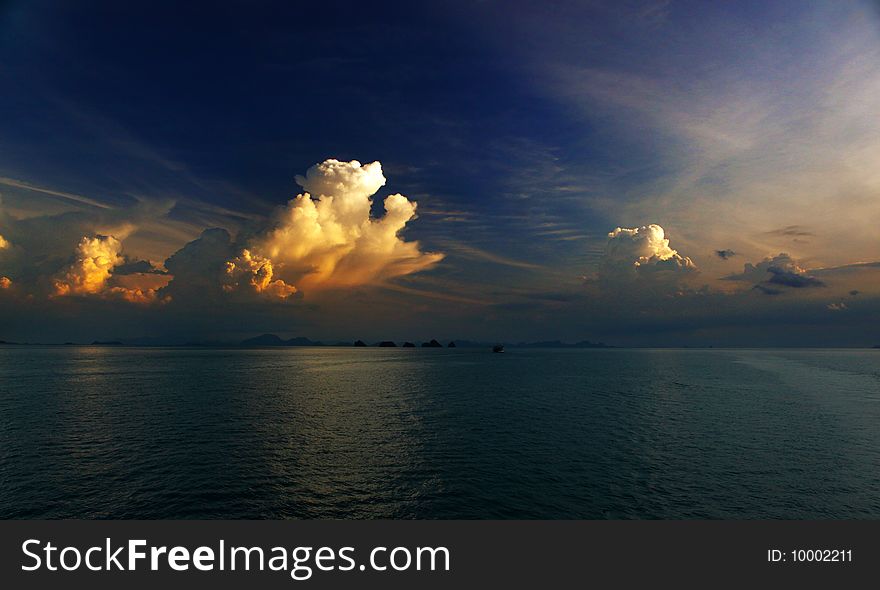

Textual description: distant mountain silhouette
[240,334,284,346]
[354,340,367,347]
[378,341,397,347]
[448,341,456,347]
[402,342,416,347]
[421,339,443,348]
[91,340,124,346]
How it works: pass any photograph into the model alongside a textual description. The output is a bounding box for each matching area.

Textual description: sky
[1,0,880,346]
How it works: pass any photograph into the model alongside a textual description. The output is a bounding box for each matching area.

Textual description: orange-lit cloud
[0,276,11,289]
[53,235,124,296]
[233,159,443,293]
[52,234,164,303]
[224,249,297,299]
[0,234,9,250]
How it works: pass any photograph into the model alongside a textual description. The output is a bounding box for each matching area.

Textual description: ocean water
[1,346,879,519]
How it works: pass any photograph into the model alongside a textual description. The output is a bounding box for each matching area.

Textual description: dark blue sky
[1,0,879,345]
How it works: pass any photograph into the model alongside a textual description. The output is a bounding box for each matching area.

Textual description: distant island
[237,335,614,348]
[0,334,616,348]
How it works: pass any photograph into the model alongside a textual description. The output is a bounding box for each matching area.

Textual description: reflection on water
[1,347,879,518]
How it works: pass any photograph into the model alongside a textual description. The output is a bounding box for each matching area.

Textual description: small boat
[492,344,504,353]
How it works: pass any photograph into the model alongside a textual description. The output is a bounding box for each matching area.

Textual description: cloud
[0,159,443,308]
[827,302,847,311]
[52,235,125,296]
[432,240,542,269]
[158,228,297,303]
[522,2,880,273]
[764,225,814,238]
[157,160,443,304]
[725,253,825,292]
[240,159,443,292]
[112,259,166,275]
[0,276,11,289]
[752,284,782,296]
[601,224,696,278]
[766,266,824,288]
[224,250,297,299]
[715,249,736,260]
[160,228,237,301]
[0,195,176,292]
[51,234,164,303]
[295,159,387,205]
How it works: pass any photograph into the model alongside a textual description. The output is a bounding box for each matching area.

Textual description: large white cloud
[601,224,696,278]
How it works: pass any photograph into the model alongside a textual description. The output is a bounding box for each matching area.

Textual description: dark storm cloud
[715,249,736,260]
[724,253,827,296]
[113,259,166,275]
[765,267,825,288]
[160,228,237,302]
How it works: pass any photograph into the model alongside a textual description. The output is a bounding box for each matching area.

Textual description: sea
[1,346,879,519]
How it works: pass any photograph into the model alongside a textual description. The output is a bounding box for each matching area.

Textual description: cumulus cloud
[295,159,387,206]
[159,160,442,303]
[51,234,164,303]
[52,235,124,296]
[0,234,9,250]
[766,266,824,288]
[157,228,296,303]
[160,228,236,301]
[725,253,825,292]
[234,159,443,293]
[602,224,696,278]
[224,250,297,299]
[0,276,11,289]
